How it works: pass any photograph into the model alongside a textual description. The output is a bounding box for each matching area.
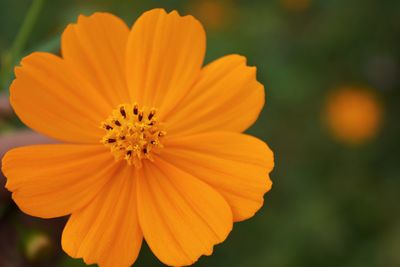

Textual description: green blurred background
[0,0,399,266]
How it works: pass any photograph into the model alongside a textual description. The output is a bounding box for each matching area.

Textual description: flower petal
[163,132,274,222]
[61,12,130,107]
[10,52,107,143]
[62,164,142,267]
[137,158,232,266]
[166,55,265,135]
[126,9,206,112]
[2,144,116,218]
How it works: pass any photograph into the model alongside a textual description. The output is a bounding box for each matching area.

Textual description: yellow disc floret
[101,103,166,168]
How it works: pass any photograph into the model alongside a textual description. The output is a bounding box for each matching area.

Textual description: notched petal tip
[135,8,167,26]
[77,14,87,23]
[1,151,10,183]
[137,8,205,32]
[19,52,51,67]
[230,53,247,63]
[13,66,23,78]
[69,12,129,32]
[1,149,22,191]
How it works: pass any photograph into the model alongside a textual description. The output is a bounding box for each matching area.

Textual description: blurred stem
[0,0,46,91]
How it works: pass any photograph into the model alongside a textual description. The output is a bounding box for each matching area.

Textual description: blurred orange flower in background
[280,0,311,13]
[325,87,383,145]
[189,0,235,30]
[1,8,274,267]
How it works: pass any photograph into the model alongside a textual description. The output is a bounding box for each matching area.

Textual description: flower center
[101,103,166,168]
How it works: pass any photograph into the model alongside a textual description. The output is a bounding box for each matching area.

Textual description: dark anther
[138,112,143,121]
[120,136,126,140]
[148,111,155,120]
[150,140,156,145]
[114,120,121,126]
[120,107,126,118]
[148,122,154,126]
[143,148,148,154]
[158,132,165,137]
[104,124,113,130]
[126,150,132,156]
[108,138,116,143]
[133,106,138,115]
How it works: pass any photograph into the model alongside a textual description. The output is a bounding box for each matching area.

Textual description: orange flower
[1,9,274,267]
[189,0,235,30]
[280,0,311,13]
[325,87,382,145]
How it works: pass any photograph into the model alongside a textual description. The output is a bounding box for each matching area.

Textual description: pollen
[101,103,166,168]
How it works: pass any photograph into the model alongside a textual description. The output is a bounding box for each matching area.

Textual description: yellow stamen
[101,103,165,168]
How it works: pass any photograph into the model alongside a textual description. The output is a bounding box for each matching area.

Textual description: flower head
[2,9,274,267]
[100,103,166,167]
